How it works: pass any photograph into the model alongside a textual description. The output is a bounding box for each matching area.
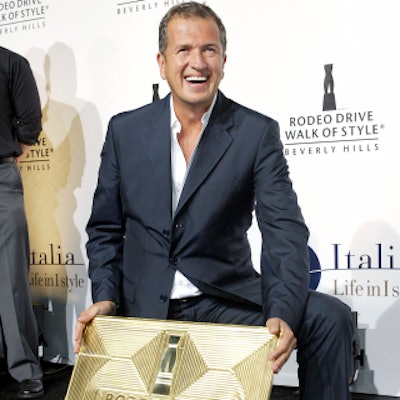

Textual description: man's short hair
[158,1,227,56]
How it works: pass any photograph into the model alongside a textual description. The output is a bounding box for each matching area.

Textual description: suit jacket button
[169,257,179,266]
[160,295,168,303]
[162,229,170,237]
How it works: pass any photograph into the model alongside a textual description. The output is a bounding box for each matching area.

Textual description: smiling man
[76,3,354,399]
[157,11,225,122]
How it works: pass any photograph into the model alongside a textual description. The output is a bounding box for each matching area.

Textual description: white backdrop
[1,0,399,396]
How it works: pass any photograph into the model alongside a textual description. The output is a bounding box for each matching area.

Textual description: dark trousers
[0,163,42,382]
[168,290,354,400]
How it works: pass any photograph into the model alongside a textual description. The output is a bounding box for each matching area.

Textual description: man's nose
[190,49,207,69]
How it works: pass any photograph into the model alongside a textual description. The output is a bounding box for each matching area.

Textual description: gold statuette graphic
[66,316,278,400]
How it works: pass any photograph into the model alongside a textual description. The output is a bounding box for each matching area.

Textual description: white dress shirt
[169,94,217,299]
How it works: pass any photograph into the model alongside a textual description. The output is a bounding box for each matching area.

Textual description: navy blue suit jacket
[86,91,310,333]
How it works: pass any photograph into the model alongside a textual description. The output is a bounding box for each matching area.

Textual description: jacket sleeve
[86,116,124,305]
[254,118,310,334]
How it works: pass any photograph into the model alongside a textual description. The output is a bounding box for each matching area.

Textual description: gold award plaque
[66,316,278,400]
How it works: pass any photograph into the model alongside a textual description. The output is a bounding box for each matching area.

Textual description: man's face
[157,16,226,114]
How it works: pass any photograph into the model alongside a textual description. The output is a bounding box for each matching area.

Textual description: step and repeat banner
[1,0,399,396]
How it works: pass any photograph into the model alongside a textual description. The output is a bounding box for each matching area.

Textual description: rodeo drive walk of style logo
[0,0,49,35]
[283,64,385,157]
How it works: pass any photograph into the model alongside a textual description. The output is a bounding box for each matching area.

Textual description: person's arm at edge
[11,54,42,148]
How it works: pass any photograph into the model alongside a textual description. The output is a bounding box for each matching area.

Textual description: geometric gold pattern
[65,316,278,400]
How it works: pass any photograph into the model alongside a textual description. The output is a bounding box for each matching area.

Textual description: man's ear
[157,52,166,80]
[221,54,227,79]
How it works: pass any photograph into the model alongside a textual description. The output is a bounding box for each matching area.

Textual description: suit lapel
[143,96,172,218]
[175,92,234,217]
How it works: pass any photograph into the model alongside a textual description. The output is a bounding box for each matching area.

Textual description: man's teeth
[186,76,207,82]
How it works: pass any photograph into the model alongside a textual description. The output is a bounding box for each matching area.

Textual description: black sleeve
[10,55,42,144]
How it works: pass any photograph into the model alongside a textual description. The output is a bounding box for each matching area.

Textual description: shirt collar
[169,92,218,131]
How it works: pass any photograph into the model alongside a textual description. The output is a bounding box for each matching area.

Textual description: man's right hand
[74,300,117,353]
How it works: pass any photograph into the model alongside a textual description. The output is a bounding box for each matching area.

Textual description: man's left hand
[266,317,297,373]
